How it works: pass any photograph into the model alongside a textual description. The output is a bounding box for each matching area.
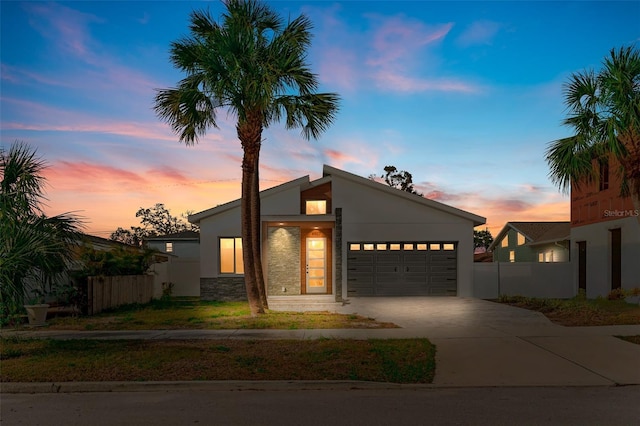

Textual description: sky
[1,1,639,238]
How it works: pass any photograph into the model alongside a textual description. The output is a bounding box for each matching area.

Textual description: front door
[306,237,327,293]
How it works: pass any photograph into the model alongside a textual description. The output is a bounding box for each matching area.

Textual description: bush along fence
[87,275,154,315]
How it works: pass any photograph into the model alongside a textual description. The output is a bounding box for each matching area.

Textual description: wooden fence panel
[87,275,154,315]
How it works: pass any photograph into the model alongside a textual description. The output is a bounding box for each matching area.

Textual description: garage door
[347,242,457,296]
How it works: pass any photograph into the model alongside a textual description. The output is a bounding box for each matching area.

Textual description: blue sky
[2,1,639,237]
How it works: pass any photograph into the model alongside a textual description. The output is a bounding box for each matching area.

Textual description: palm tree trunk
[238,114,265,316]
[252,150,268,309]
[241,156,264,316]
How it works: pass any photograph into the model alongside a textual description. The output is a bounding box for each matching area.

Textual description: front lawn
[495,295,640,326]
[32,298,398,330]
[0,337,436,384]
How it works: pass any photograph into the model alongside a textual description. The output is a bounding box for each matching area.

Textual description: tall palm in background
[1,141,83,318]
[154,0,340,316]
[546,46,640,222]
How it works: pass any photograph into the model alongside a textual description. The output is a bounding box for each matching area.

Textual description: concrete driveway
[336,297,640,387]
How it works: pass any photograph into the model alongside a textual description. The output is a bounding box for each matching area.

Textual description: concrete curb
[3,380,634,394]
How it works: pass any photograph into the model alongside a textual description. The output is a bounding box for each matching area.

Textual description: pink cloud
[368,19,453,66]
[457,21,502,47]
[372,71,480,93]
[25,2,101,58]
[318,47,359,92]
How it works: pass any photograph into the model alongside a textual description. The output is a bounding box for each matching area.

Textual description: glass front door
[306,237,326,293]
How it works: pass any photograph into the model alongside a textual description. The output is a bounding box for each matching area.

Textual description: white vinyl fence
[473,262,574,299]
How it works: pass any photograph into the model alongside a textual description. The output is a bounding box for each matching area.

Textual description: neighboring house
[489,222,570,263]
[146,231,200,297]
[189,165,485,302]
[146,231,200,257]
[570,156,640,297]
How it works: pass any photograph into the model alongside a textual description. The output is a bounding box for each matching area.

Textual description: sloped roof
[145,230,200,241]
[189,165,486,226]
[322,165,486,226]
[488,221,570,251]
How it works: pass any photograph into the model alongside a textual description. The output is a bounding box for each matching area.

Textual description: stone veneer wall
[200,277,246,301]
[267,226,301,296]
[334,208,343,302]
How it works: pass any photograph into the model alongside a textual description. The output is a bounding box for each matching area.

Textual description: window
[599,161,609,191]
[501,237,508,248]
[403,243,414,251]
[165,242,173,253]
[305,200,327,215]
[389,243,401,251]
[363,243,374,251]
[220,238,244,274]
[509,250,515,262]
[443,243,455,251]
[349,243,361,251]
[376,243,387,251]
[430,243,441,251]
[538,252,544,262]
[517,233,525,246]
[416,244,427,251]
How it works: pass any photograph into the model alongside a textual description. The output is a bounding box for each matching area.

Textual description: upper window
[165,242,173,253]
[517,233,525,246]
[501,237,508,248]
[305,200,327,215]
[599,161,609,191]
[220,237,244,274]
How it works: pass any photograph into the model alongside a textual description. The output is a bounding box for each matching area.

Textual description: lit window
[416,244,427,251]
[538,252,544,262]
[363,243,374,251]
[376,243,387,251]
[305,200,327,215]
[509,250,515,263]
[545,251,554,262]
[165,242,173,253]
[443,243,455,251]
[404,243,414,251]
[349,243,360,251]
[220,237,244,274]
[501,237,508,248]
[390,243,401,251]
[517,233,525,246]
[430,244,441,251]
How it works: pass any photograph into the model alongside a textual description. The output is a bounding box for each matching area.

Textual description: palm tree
[546,46,640,222]
[1,141,83,318]
[154,0,340,316]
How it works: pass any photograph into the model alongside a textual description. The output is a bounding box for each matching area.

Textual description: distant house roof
[488,221,570,251]
[145,230,200,241]
[81,234,140,251]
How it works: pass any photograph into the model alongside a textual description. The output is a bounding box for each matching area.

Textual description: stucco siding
[330,174,476,298]
[571,216,640,297]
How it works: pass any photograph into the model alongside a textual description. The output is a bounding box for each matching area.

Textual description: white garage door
[347,242,457,296]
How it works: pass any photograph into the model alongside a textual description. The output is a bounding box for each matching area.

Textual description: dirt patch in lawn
[494,296,640,326]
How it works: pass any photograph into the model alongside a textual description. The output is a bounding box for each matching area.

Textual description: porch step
[267,295,344,312]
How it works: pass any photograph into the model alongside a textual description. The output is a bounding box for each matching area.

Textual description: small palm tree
[546,46,640,221]
[154,0,340,316]
[1,141,83,318]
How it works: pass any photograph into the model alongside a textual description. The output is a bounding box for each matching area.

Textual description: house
[145,231,200,297]
[189,165,485,303]
[570,156,640,297]
[146,230,200,257]
[489,222,570,263]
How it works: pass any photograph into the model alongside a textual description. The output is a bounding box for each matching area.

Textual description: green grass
[39,298,398,330]
[0,337,436,384]
[495,295,640,326]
